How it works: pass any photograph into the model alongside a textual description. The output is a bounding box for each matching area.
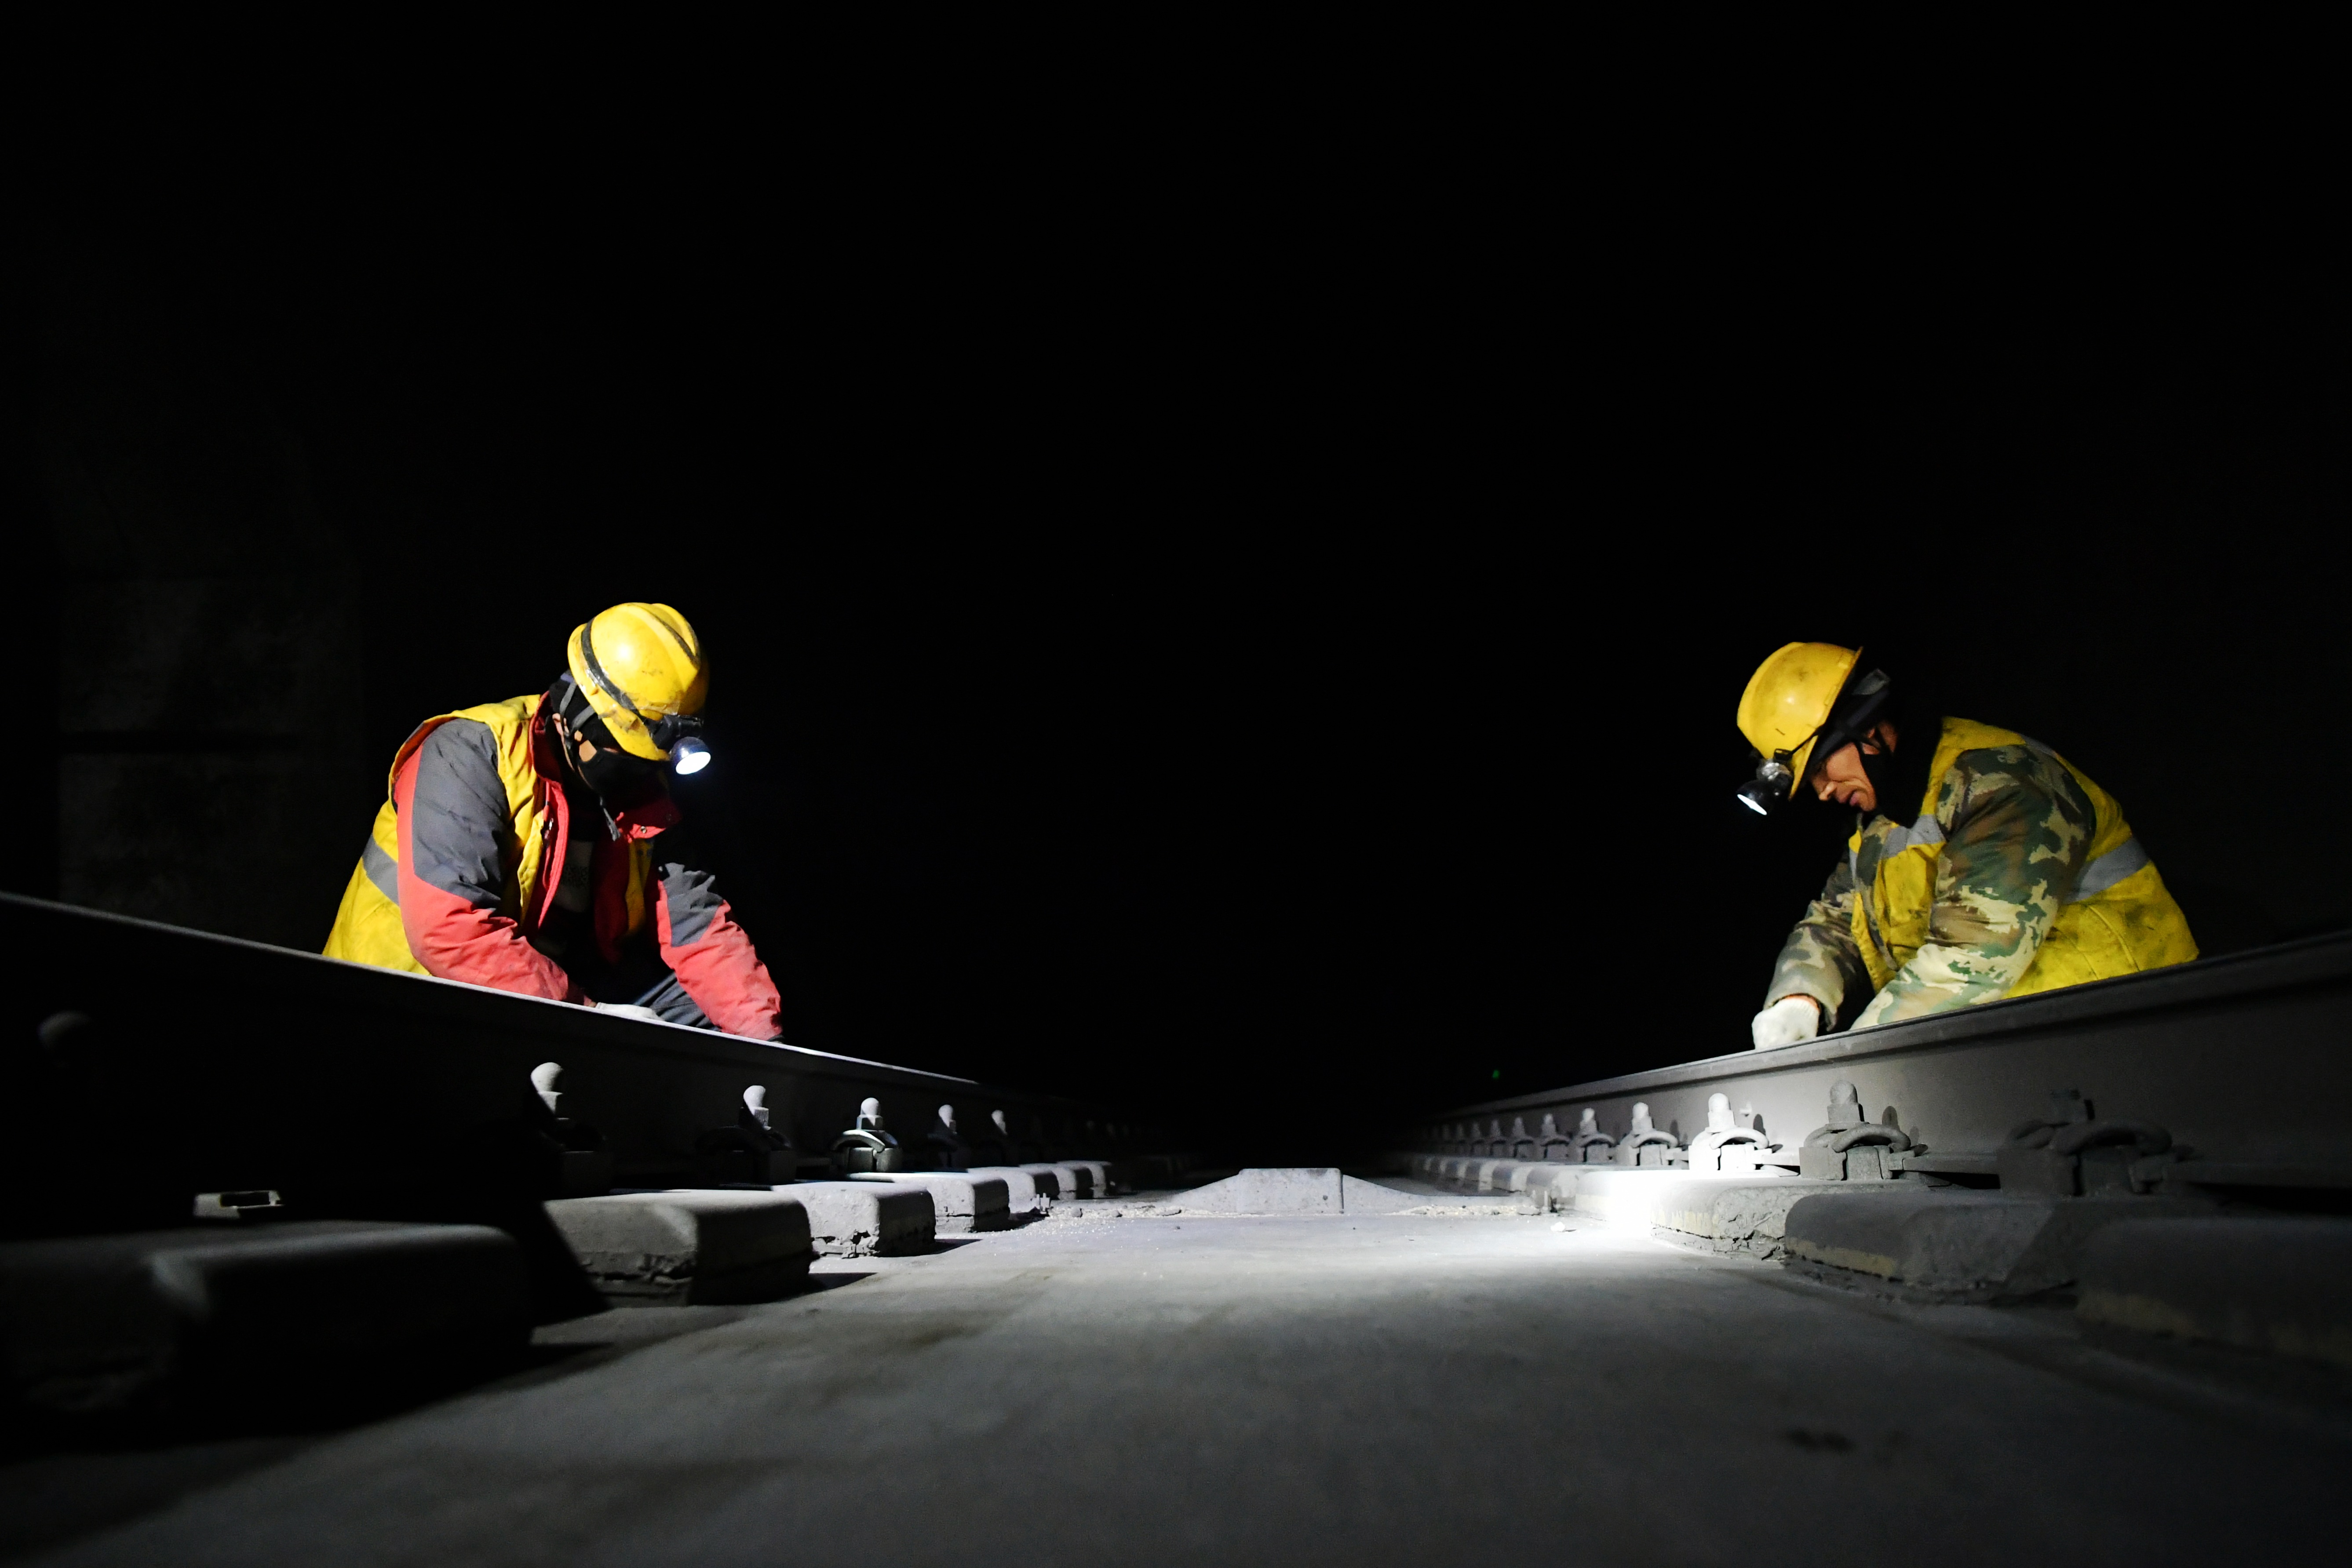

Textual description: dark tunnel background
[7,136,2345,1168]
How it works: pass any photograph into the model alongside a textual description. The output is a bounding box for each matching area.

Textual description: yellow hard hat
[1734,642,1861,813]
[566,603,709,763]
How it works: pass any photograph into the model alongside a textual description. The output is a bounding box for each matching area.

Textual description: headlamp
[1737,752,1795,816]
[648,713,711,774]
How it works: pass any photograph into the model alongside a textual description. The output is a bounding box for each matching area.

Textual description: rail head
[1,891,1114,1117]
[1444,928,2352,1122]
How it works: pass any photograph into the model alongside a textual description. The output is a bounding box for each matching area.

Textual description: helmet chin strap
[554,674,595,733]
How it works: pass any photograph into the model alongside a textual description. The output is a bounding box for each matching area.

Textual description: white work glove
[592,1003,664,1023]
[1750,995,1821,1049]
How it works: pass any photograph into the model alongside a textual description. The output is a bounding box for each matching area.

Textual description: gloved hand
[1750,995,1821,1049]
[592,1003,664,1023]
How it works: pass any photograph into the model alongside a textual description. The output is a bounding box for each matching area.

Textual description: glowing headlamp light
[1736,752,1794,816]
[647,713,711,775]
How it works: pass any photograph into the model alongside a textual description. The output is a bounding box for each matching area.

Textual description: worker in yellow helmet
[323,604,784,1039]
[1736,643,2197,1048]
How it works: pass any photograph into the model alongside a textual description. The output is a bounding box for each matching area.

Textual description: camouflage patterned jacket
[1766,717,2197,1030]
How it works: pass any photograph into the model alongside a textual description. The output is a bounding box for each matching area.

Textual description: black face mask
[548,677,661,809]
[578,745,662,807]
[571,713,664,809]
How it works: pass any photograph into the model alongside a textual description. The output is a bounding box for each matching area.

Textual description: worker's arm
[1853,746,2093,1028]
[655,860,784,1039]
[395,720,584,1002]
[1764,855,1868,1030]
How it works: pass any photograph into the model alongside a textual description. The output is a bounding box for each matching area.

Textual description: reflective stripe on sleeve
[2072,837,2150,902]
[1880,814,1945,856]
[362,835,400,904]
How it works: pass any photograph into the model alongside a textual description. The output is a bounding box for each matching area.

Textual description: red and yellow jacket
[322,693,781,1038]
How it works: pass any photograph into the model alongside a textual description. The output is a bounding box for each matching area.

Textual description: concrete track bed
[9,1198,2346,1563]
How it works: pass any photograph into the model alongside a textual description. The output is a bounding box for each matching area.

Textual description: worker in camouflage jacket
[1733,644,2197,1048]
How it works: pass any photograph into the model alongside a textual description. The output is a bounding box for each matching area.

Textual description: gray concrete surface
[1586,1171,1860,1258]
[1411,1156,1854,1249]
[1784,1190,2218,1302]
[8,1196,2345,1564]
[964,1166,1043,1214]
[545,1191,812,1307]
[780,1182,935,1256]
[1038,1162,1093,1198]
[850,1173,1012,1232]
[2078,1216,2352,1368]
[1014,1163,1066,1200]
[1180,1167,1342,1212]
[0,1222,526,1417]
[1179,1169,1461,1215]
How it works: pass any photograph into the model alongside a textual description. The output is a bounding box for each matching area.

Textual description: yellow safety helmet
[565,603,711,768]
[1734,642,1885,815]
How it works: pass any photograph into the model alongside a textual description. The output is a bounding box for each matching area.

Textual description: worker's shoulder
[418,716,497,753]
[450,694,543,727]
[1936,717,2062,783]
[415,696,539,762]
[1947,742,2049,779]
[1935,735,2089,825]
[425,696,541,743]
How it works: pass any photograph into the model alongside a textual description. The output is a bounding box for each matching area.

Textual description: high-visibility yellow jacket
[1769,717,2198,1029]
[323,693,780,1036]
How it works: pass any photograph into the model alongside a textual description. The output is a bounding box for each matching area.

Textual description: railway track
[6,899,2348,1562]
[1413,928,2352,1188]
[0,893,1171,1236]
[1394,931,2352,1349]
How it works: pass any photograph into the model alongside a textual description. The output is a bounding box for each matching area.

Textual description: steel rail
[1422,930,2352,1174]
[2,893,1143,1201]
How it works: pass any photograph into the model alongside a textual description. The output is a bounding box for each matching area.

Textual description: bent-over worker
[1736,643,2195,1049]
[324,602,782,1039]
